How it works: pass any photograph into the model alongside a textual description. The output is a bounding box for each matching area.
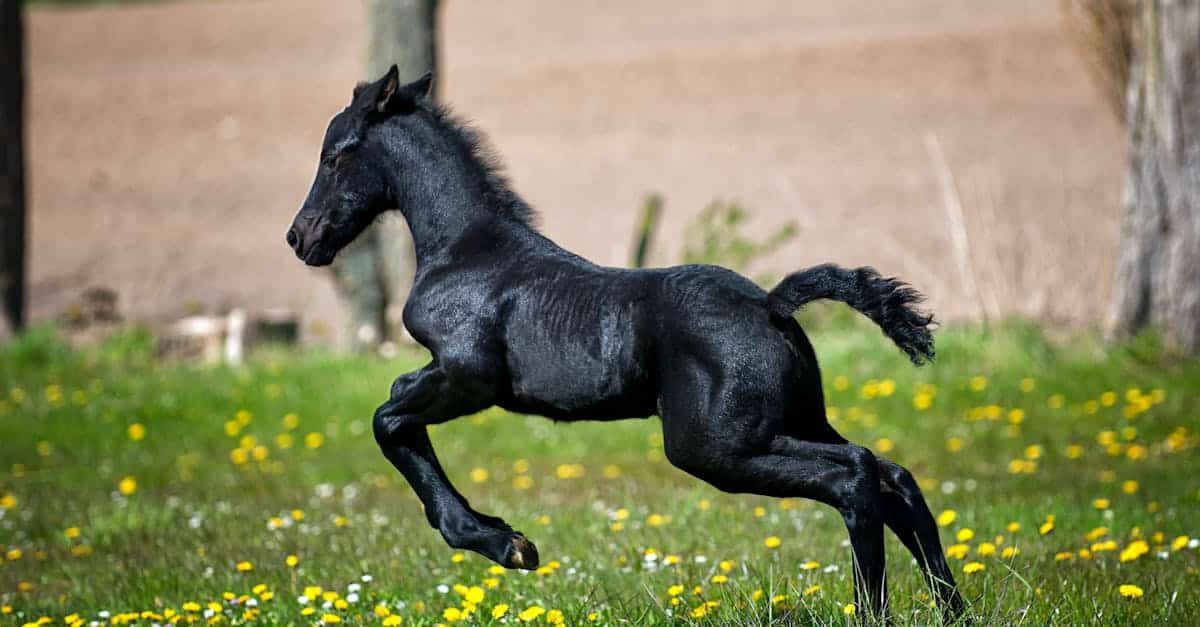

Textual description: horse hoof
[504,534,539,570]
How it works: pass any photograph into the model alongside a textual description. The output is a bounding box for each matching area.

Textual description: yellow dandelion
[1172,535,1190,551]
[913,393,933,411]
[128,423,146,441]
[936,509,957,526]
[450,552,466,563]
[719,559,735,572]
[382,617,402,626]
[977,542,996,556]
[874,438,894,453]
[803,584,821,596]
[945,544,969,560]
[1001,546,1019,558]
[118,476,137,496]
[1118,584,1144,599]
[843,603,857,616]
[963,561,985,574]
[1094,498,1111,510]
[956,528,975,542]
[801,560,821,570]
[711,574,729,584]
[647,513,668,526]
[468,467,489,483]
[764,535,782,549]
[285,554,298,567]
[235,561,253,572]
[321,614,341,623]
[491,604,509,619]
[518,605,546,622]
[304,432,324,449]
[753,506,766,517]
[1120,540,1149,563]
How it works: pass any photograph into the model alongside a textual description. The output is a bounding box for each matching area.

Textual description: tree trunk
[0,0,25,341]
[330,0,437,351]
[1110,0,1200,354]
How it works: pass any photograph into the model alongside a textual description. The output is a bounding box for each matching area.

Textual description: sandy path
[26,0,1124,338]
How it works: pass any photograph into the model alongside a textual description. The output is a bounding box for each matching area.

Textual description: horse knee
[373,409,418,447]
[879,459,921,499]
[836,445,883,517]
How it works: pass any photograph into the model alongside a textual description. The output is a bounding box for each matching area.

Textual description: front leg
[372,364,539,569]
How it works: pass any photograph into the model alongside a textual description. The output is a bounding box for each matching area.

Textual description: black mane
[425,102,539,228]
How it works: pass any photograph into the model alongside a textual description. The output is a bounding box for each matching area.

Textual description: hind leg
[663,419,889,617]
[877,458,965,619]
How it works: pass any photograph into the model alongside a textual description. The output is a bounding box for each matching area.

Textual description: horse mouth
[302,244,337,267]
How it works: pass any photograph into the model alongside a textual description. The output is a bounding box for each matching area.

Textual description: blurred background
[6,0,1163,353]
[3,2,1200,625]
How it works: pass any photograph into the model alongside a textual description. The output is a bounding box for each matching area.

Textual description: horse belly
[503,308,655,420]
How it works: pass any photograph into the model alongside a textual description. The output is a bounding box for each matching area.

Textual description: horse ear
[402,72,435,100]
[373,65,402,113]
[372,67,433,115]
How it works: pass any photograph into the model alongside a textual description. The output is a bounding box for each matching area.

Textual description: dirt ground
[25,0,1126,340]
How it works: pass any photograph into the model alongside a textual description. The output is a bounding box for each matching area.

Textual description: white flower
[437,584,450,594]
[361,574,374,583]
[298,596,309,605]
[693,555,708,564]
[346,593,359,603]
[348,583,361,593]
[98,611,111,619]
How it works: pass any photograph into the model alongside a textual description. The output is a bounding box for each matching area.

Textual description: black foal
[286,66,964,620]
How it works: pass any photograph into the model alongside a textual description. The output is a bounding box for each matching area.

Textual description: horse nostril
[286,227,300,249]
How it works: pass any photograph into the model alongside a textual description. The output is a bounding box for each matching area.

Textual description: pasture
[1,319,1197,625]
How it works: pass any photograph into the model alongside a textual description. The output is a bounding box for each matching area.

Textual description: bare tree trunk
[0,0,25,341]
[331,0,438,351]
[1110,0,1200,354]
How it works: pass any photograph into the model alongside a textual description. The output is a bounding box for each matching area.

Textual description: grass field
[1,318,1197,625]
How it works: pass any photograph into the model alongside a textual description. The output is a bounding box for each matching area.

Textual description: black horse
[287,66,963,620]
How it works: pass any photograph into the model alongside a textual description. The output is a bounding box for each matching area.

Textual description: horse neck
[383,152,527,270]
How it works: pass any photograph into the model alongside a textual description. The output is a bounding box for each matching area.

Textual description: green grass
[0,319,1198,625]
